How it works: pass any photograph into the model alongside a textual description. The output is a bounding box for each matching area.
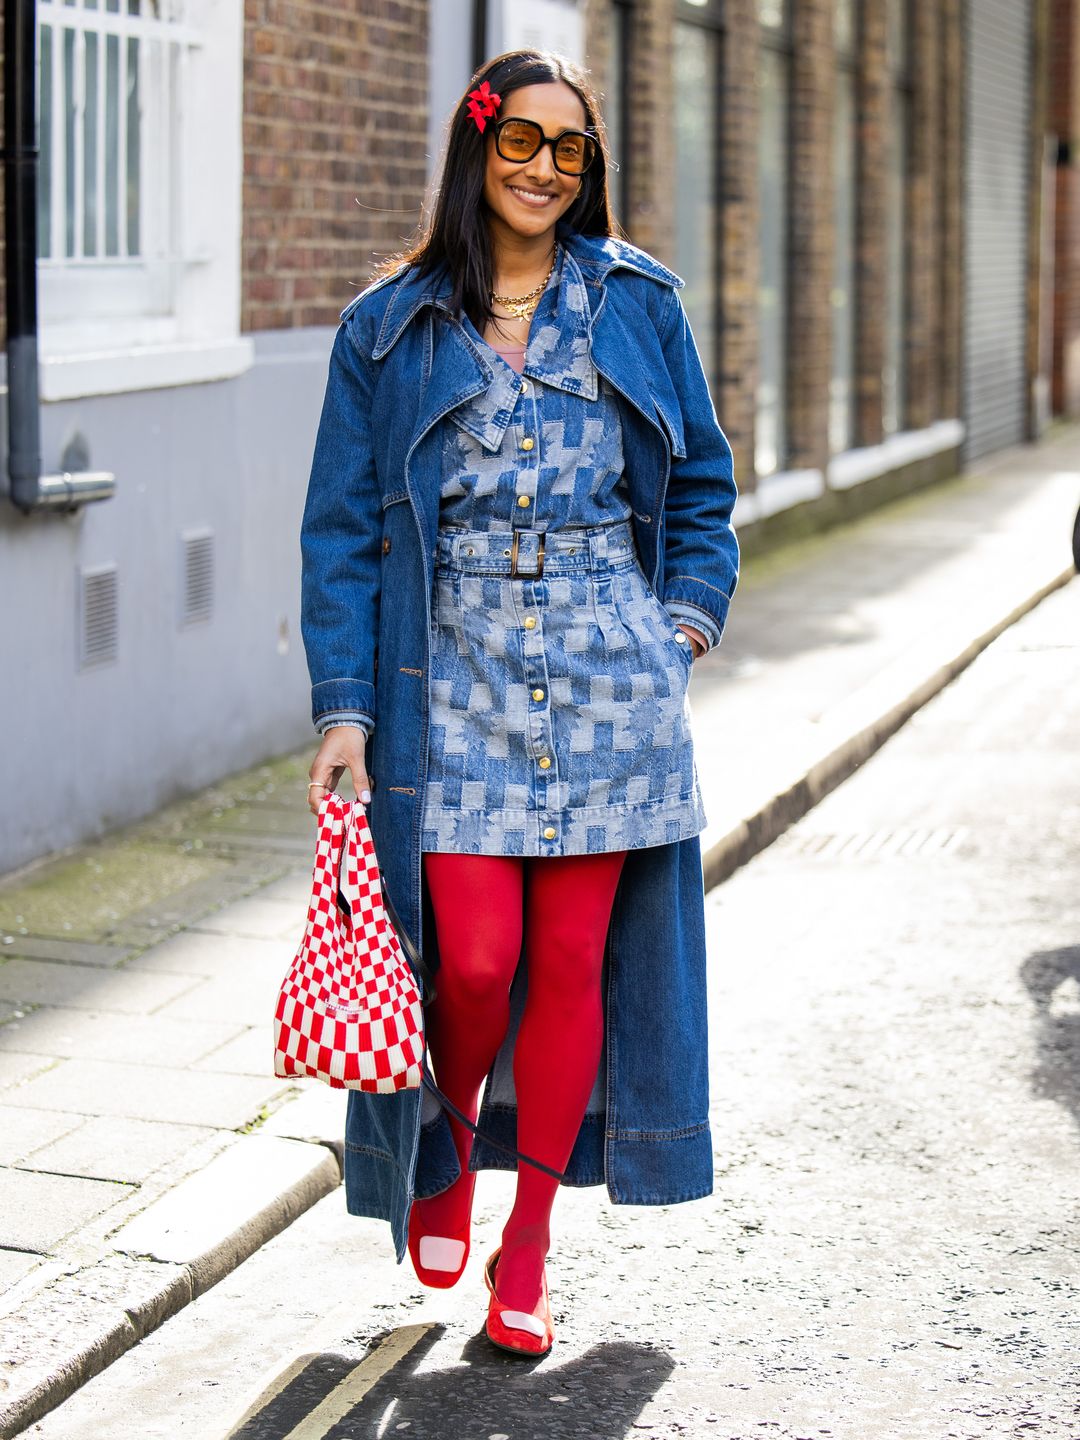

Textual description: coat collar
[359,223,685,366]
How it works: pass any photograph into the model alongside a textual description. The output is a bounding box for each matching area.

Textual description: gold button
[543,826,557,840]
[532,688,545,701]
[538,756,551,770]
[520,437,534,451]
[517,494,531,508]
[524,616,537,630]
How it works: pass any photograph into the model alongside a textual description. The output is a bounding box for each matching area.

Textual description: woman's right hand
[307,727,372,817]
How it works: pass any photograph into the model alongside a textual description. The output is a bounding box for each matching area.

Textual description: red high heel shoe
[483,1247,554,1357]
[407,1177,475,1289]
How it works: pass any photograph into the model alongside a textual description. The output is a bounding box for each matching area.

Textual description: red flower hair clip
[467,80,501,133]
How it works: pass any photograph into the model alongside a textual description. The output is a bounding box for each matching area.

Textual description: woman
[300,49,739,1356]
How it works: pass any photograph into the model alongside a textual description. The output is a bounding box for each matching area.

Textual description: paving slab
[252,869,315,907]
[190,1026,274,1077]
[0,1108,84,1167]
[0,1006,244,1068]
[0,960,200,1015]
[152,967,289,1030]
[0,1249,43,1296]
[259,1083,345,1149]
[188,895,306,942]
[0,938,132,968]
[0,1169,130,1253]
[0,1053,57,1092]
[23,1117,222,1186]
[122,929,287,978]
[3,1058,289,1129]
[109,874,289,944]
[0,842,232,946]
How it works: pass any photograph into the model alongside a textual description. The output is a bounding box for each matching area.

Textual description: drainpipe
[472,0,487,74]
[4,0,114,514]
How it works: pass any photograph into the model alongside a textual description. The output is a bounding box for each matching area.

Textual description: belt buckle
[509,530,545,579]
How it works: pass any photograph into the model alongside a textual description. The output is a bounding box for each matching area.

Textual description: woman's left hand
[676,624,708,660]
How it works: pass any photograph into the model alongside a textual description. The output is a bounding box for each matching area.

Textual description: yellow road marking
[223,1352,318,1439]
[278,1324,432,1440]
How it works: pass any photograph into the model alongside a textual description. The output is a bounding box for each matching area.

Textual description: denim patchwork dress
[420,243,710,858]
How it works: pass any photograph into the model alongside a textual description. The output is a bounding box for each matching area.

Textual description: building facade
[0,0,1073,873]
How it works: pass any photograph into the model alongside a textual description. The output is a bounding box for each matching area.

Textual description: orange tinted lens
[555,134,591,171]
[499,121,540,158]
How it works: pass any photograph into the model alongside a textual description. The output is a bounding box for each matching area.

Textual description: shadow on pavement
[1020,945,1080,1129]
[226,1321,675,1440]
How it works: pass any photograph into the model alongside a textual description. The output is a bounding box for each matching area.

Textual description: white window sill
[734,469,823,527]
[825,419,965,490]
[735,420,967,527]
[40,338,255,402]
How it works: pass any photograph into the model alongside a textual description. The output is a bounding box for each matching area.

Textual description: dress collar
[452,241,599,453]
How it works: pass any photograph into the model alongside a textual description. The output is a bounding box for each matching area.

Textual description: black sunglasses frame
[490,117,599,176]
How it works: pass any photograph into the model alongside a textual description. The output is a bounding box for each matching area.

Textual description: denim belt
[434,518,637,578]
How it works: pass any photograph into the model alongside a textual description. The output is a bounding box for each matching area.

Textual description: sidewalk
[2,428,1078,1437]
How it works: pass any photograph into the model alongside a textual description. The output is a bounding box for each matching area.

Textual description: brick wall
[241,0,430,332]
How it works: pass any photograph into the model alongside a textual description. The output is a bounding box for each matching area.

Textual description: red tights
[414,849,627,1312]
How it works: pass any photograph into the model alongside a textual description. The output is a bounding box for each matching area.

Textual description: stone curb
[0,1131,341,1439]
[702,563,1077,893]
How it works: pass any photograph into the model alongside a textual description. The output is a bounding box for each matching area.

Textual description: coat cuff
[311,678,376,731]
[663,600,723,652]
[315,710,374,738]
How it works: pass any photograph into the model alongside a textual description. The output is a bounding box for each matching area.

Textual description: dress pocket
[637,577,694,675]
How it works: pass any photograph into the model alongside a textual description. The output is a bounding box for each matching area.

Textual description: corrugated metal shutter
[963,0,1031,463]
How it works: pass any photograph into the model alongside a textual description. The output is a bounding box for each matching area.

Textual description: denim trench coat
[299,220,740,1262]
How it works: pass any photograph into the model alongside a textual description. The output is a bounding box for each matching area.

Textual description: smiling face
[482,80,589,248]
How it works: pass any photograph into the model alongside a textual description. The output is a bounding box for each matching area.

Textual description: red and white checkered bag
[273,790,425,1092]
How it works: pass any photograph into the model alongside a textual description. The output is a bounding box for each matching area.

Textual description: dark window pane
[674,21,720,392]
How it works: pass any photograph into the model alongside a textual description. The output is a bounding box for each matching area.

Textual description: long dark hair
[372,49,624,336]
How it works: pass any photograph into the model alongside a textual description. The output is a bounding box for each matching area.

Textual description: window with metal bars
[32,0,248,398]
[36,0,196,322]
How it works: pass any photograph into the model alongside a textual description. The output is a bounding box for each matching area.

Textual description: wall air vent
[78,563,119,669]
[181,529,214,626]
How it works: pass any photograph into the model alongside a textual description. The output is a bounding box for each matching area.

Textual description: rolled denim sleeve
[300,319,382,731]
[658,287,740,644]
[663,600,723,653]
[314,711,375,738]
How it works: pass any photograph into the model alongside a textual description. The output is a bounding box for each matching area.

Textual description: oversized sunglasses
[490,117,599,176]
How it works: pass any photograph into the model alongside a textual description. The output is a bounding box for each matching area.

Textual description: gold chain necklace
[490,244,558,321]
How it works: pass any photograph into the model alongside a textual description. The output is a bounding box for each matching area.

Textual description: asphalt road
[26,578,1080,1440]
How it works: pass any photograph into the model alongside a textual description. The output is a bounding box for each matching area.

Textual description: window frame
[35,0,251,401]
[673,0,726,403]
